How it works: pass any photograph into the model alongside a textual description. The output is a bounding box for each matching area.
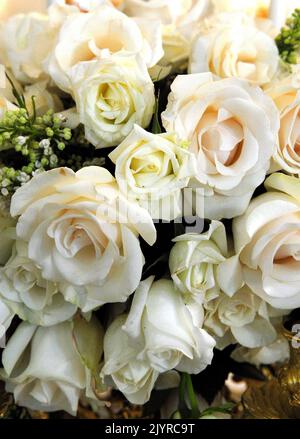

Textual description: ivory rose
[46,4,163,93]
[231,333,290,366]
[189,14,279,85]
[233,172,300,309]
[265,75,300,175]
[124,0,211,69]
[162,72,280,219]
[169,221,243,303]
[123,277,215,375]
[0,240,77,326]
[123,0,210,27]
[0,13,58,84]
[102,277,214,403]
[71,55,155,148]
[101,314,180,404]
[10,166,156,312]
[0,318,104,415]
[203,286,283,349]
[109,125,197,220]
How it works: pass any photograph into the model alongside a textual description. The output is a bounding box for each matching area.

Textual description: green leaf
[5,73,27,111]
[71,314,104,390]
[151,91,162,134]
[199,402,235,418]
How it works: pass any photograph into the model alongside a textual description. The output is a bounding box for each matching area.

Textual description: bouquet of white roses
[0,0,300,419]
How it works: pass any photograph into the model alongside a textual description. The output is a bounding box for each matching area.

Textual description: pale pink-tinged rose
[233,173,300,309]
[265,75,300,175]
[162,72,279,219]
[189,13,279,86]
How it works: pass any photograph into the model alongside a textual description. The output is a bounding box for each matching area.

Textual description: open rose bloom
[1,0,300,421]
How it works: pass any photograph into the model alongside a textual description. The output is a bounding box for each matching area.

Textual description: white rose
[123,0,210,28]
[231,334,290,366]
[10,166,156,312]
[46,5,163,93]
[109,125,197,221]
[70,55,155,148]
[265,75,300,175]
[169,221,243,303]
[162,73,280,220]
[233,172,300,309]
[204,286,282,349]
[0,318,104,415]
[123,277,216,374]
[124,0,211,69]
[101,314,180,404]
[0,240,77,326]
[189,16,279,86]
[0,13,58,84]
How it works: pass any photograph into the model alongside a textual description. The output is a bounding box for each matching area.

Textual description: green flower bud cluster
[0,105,73,196]
[276,9,300,64]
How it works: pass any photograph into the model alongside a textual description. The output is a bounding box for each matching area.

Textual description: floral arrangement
[0,0,300,420]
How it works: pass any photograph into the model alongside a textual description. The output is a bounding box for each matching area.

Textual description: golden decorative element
[241,321,300,419]
[278,326,300,407]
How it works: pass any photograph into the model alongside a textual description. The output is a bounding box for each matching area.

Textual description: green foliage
[276,8,300,64]
[0,75,73,196]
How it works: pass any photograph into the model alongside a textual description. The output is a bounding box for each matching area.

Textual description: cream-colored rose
[162,73,279,220]
[189,14,279,85]
[46,4,163,93]
[124,0,211,69]
[169,221,243,303]
[109,125,197,220]
[204,286,283,349]
[0,318,104,415]
[101,314,180,404]
[233,172,300,309]
[0,240,77,326]
[0,13,58,84]
[10,166,156,312]
[123,0,211,28]
[123,277,216,374]
[70,56,155,148]
[265,75,300,175]
[231,333,290,366]
[24,80,63,116]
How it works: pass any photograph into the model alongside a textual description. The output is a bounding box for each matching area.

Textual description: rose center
[198,110,244,166]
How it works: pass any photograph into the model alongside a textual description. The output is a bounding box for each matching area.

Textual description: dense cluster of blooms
[0,0,300,419]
